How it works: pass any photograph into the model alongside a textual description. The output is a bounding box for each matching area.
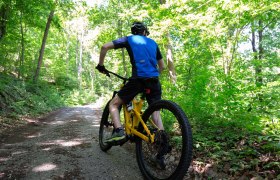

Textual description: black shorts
[117,77,162,105]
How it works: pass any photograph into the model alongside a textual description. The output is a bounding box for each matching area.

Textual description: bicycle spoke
[136,100,192,180]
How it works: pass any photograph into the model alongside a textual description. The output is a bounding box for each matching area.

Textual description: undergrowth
[191,118,280,179]
[0,73,97,130]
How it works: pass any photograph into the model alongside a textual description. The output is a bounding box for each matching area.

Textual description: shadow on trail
[0,106,141,180]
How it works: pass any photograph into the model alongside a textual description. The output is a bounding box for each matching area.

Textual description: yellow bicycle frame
[122,97,156,143]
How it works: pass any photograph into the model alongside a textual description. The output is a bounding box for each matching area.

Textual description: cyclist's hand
[96,64,110,77]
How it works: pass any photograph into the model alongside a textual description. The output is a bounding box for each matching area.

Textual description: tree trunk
[77,30,84,88]
[66,31,70,75]
[158,0,177,84]
[0,3,9,41]
[75,32,79,72]
[18,9,25,79]
[33,10,55,82]
[166,38,177,83]
[223,28,240,76]
[90,68,94,91]
[256,20,263,87]
[251,20,263,87]
[251,24,257,53]
[118,20,127,75]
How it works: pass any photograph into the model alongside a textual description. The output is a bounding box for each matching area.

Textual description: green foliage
[0,72,97,119]
[55,74,79,90]
[0,73,64,117]
[63,88,97,106]
[0,0,279,177]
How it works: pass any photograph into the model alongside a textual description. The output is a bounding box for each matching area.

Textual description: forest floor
[0,98,279,179]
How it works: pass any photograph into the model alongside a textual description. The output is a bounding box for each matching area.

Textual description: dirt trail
[0,99,142,180]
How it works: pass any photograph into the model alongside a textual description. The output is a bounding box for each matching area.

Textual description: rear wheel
[136,100,193,180]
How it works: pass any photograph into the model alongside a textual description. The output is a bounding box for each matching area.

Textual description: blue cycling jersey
[113,35,162,78]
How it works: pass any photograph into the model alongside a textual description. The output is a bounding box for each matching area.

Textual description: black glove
[96,64,110,77]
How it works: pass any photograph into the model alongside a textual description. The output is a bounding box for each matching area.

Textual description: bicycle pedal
[108,137,127,146]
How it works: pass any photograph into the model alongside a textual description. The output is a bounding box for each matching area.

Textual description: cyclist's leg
[145,79,163,130]
[113,78,143,127]
[105,95,126,143]
[109,95,124,128]
[151,111,164,130]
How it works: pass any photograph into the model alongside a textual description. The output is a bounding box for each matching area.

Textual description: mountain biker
[96,22,165,143]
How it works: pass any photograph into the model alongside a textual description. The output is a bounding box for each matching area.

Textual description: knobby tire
[99,101,113,152]
[135,100,193,180]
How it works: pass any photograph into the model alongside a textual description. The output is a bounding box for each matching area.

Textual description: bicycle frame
[108,70,156,143]
[123,98,156,143]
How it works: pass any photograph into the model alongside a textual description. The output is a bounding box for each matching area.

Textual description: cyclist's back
[113,35,162,78]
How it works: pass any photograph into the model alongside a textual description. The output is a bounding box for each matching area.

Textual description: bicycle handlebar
[106,70,128,81]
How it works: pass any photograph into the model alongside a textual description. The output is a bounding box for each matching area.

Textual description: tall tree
[118,20,128,76]
[33,9,55,82]
[77,28,84,88]
[0,2,9,41]
[158,0,177,84]
[251,20,264,87]
[18,8,25,78]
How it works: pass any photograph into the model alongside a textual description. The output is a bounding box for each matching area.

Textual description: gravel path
[0,100,142,180]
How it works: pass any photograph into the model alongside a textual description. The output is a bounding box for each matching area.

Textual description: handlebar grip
[105,71,110,77]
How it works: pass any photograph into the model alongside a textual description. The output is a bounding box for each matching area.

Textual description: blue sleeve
[156,46,163,60]
[112,36,128,49]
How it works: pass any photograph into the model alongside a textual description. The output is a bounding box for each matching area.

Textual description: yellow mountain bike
[99,71,192,180]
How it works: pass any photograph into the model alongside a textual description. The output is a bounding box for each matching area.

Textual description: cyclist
[96,22,165,143]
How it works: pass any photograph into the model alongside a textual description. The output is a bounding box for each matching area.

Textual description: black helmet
[131,22,150,36]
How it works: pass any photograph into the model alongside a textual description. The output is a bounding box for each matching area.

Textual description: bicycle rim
[99,101,113,151]
[136,100,193,180]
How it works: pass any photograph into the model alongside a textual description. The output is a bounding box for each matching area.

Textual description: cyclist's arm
[158,59,165,74]
[99,42,114,66]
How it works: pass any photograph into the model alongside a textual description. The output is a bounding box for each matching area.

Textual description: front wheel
[135,100,193,180]
[99,101,113,151]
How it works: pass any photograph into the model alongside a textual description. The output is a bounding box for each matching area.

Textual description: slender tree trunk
[223,28,240,76]
[224,39,231,75]
[0,3,9,41]
[166,37,177,83]
[75,33,79,71]
[118,20,127,75]
[66,31,70,75]
[251,20,263,87]
[158,0,177,83]
[18,9,25,79]
[90,68,94,91]
[256,20,263,87]
[33,9,55,82]
[251,25,257,54]
[77,30,84,88]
